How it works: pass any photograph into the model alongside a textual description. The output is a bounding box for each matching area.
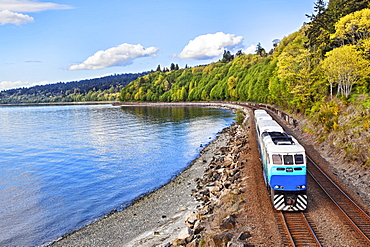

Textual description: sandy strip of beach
[51,104,240,247]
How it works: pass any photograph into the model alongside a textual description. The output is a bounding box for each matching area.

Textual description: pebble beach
[51,103,242,247]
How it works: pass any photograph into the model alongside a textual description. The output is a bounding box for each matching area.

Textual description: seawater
[0,104,234,246]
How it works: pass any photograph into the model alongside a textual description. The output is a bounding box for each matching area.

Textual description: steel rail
[301,212,322,247]
[278,211,296,247]
[307,156,370,244]
[280,211,322,246]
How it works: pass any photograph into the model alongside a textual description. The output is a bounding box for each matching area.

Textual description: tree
[306,0,327,21]
[327,0,369,21]
[221,50,234,62]
[236,50,244,57]
[170,63,176,71]
[156,64,161,72]
[277,32,315,112]
[272,39,281,48]
[331,8,370,46]
[321,45,370,98]
[227,76,238,100]
[305,0,331,54]
[255,43,267,57]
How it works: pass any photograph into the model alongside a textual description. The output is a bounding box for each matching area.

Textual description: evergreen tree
[306,0,327,21]
[221,50,234,62]
[236,50,244,57]
[255,43,267,57]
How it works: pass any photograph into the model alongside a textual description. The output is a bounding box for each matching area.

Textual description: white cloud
[0,80,48,91]
[68,43,159,70]
[244,44,257,54]
[0,0,72,12]
[0,9,33,25]
[0,0,72,25]
[178,32,244,60]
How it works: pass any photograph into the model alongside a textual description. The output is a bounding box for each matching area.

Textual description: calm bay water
[0,104,234,246]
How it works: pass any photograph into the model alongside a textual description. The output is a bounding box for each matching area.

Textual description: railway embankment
[163,103,370,246]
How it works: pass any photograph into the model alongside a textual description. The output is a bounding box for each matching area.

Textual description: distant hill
[0,72,149,104]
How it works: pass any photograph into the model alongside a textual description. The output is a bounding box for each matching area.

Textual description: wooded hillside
[120,0,370,166]
[0,72,148,104]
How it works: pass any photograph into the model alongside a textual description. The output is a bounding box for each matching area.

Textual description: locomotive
[254,110,307,211]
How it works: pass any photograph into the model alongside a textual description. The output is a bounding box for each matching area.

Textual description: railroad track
[307,156,370,245]
[275,211,321,246]
[242,103,370,246]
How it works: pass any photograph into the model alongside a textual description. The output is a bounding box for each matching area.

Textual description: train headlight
[274,185,280,189]
[296,185,306,189]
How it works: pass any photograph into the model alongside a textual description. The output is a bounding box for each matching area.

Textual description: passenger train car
[254,110,307,211]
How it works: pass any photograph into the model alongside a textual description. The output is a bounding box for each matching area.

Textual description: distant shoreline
[0,101,119,107]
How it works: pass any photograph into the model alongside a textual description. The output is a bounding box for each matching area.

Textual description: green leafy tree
[331,8,370,46]
[321,45,370,98]
[277,32,314,111]
[227,76,238,100]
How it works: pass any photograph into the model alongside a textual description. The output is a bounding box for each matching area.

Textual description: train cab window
[283,155,294,165]
[272,154,282,164]
[294,154,304,164]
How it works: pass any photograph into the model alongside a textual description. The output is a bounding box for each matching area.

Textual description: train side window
[283,155,294,165]
[294,154,304,164]
[262,132,269,138]
[272,154,282,164]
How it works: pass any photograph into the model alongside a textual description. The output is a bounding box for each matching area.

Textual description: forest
[0,72,148,103]
[119,0,370,166]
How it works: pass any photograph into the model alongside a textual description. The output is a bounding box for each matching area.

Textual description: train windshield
[294,154,304,164]
[272,154,305,165]
[283,155,294,164]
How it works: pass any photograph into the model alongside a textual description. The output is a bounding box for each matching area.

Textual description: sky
[0,0,317,91]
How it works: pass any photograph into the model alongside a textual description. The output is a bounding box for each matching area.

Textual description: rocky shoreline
[51,102,370,247]
[51,103,249,246]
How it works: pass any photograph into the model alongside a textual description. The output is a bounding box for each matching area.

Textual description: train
[254,109,307,211]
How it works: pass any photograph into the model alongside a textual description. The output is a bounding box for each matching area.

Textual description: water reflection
[0,104,234,246]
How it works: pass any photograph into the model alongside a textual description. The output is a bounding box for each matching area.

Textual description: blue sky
[0,0,316,91]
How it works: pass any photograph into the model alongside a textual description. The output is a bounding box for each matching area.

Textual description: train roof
[267,131,295,145]
[254,110,269,118]
[262,131,305,153]
[264,141,305,153]
[257,119,284,133]
[255,115,273,123]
